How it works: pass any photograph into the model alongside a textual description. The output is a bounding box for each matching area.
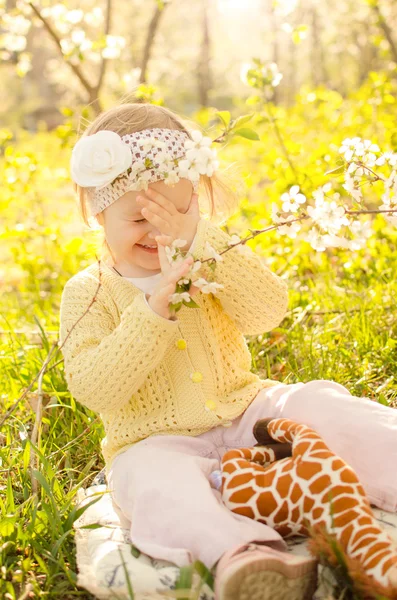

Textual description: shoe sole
[217,555,318,600]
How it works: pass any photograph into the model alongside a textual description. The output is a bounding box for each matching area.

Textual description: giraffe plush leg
[222,417,397,591]
[221,446,307,538]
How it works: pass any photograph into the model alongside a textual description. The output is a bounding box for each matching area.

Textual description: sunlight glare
[217,0,298,16]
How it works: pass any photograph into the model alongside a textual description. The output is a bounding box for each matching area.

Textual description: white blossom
[172,239,188,248]
[84,8,104,27]
[347,219,373,249]
[277,215,301,238]
[204,242,224,262]
[184,130,212,150]
[98,35,127,59]
[339,137,380,165]
[342,174,363,202]
[376,152,397,167]
[178,132,219,180]
[187,261,202,276]
[193,278,224,295]
[307,196,349,235]
[169,292,192,304]
[227,234,241,246]
[164,171,180,185]
[280,185,306,212]
[305,229,327,252]
[2,34,26,52]
[65,9,84,24]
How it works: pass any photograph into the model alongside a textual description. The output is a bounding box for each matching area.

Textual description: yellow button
[204,400,217,412]
[190,371,203,383]
[222,421,233,428]
[176,339,187,350]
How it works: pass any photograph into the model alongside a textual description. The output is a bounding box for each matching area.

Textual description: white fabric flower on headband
[71,130,133,188]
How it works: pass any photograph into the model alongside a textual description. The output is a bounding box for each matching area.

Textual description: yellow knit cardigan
[59,218,289,470]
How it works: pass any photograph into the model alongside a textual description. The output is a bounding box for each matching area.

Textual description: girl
[60,102,397,600]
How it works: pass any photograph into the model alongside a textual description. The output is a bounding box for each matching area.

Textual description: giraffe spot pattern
[220,418,397,591]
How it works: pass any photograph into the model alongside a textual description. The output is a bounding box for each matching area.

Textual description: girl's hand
[148,235,200,320]
[136,187,200,251]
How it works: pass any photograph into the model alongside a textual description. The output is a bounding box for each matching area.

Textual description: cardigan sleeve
[59,273,179,414]
[191,218,289,336]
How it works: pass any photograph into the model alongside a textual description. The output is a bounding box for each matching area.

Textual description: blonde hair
[72,102,242,262]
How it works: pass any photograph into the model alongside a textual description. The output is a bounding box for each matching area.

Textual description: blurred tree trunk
[269,1,279,104]
[370,0,397,63]
[28,0,114,119]
[23,24,63,130]
[286,10,298,106]
[310,5,328,87]
[356,19,379,85]
[140,1,169,84]
[197,0,211,107]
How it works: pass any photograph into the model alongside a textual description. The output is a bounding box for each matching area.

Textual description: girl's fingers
[165,259,193,286]
[156,235,173,274]
[156,241,167,274]
[143,210,172,233]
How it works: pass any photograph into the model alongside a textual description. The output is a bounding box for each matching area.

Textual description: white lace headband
[70,127,219,216]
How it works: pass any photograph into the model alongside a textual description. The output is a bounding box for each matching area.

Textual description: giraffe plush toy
[220,417,397,592]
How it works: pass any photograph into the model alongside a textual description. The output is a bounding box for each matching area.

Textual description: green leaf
[175,565,193,599]
[378,393,389,406]
[216,111,231,128]
[183,298,200,308]
[79,523,104,530]
[64,494,104,531]
[169,301,183,311]
[130,544,141,558]
[6,475,15,512]
[193,560,215,590]
[231,113,255,130]
[0,517,16,536]
[233,128,260,141]
[208,261,217,272]
[117,547,135,599]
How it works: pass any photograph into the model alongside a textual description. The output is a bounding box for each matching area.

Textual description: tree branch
[28,2,104,112]
[95,0,112,94]
[140,1,169,84]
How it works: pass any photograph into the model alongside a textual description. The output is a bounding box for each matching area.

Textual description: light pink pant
[106,379,397,568]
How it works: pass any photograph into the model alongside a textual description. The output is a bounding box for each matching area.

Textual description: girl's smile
[135,243,159,255]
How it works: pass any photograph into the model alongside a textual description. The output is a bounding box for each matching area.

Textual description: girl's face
[97,178,193,277]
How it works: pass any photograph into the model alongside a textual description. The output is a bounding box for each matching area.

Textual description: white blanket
[73,483,397,600]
